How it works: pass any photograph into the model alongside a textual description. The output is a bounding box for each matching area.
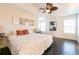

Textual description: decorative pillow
[16,30,24,36]
[23,30,29,35]
[16,30,29,36]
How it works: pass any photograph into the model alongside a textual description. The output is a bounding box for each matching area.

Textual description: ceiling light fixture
[46,10,50,13]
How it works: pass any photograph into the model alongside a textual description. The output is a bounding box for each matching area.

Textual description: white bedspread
[8,33,53,55]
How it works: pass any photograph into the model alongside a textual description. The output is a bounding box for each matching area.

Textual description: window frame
[64,18,76,34]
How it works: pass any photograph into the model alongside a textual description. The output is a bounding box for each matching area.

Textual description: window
[40,22,46,32]
[37,17,46,32]
[64,19,75,34]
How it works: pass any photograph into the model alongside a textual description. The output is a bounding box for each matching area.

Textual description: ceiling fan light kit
[46,10,50,13]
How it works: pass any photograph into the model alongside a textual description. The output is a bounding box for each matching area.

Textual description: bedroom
[0,3,79,55]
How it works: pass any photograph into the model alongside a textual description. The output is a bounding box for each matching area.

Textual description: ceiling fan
[39,3,58,14]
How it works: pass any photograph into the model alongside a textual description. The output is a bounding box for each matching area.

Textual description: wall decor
[12,16,14,24]
[19,18,34,26]
[12,16,34,26]
[19,18,26,25]
[49,21,57,31]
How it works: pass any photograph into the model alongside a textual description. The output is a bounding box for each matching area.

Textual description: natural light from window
[64,19,76,34]
[37,17,46,32]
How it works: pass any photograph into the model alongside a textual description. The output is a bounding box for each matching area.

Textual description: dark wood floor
[0,37,79,55]
[43,37,79,55]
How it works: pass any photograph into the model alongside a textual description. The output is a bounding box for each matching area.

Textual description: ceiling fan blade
[42,11,46,13]
[47,3,53,6]
[52,7,58,11]
[39,8,46,10]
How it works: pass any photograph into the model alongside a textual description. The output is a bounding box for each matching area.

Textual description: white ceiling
[34,3,79,17]
[11,3,79,17]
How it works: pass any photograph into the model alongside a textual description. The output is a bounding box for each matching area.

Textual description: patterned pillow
[16,30,24,36]
[23,30,29,35]
[16,30,29,36]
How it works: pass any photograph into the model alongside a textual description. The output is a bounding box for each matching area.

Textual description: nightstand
[0,36,8,48]
[35,31,42,33]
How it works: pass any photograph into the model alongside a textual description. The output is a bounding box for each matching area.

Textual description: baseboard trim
[53,37,77,41]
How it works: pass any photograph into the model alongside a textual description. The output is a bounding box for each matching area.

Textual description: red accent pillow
[16,30,24,36]
[23,30,29,35]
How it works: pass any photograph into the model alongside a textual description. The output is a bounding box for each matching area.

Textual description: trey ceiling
[11,3,79,17]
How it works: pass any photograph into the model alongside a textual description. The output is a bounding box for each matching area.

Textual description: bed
[8,33,53,55]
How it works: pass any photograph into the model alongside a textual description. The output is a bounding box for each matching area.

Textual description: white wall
[78,12,79,42]
[0,4,37,33]
[46,14,77,40]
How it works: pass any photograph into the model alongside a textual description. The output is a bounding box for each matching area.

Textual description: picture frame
[49,21,57,31]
